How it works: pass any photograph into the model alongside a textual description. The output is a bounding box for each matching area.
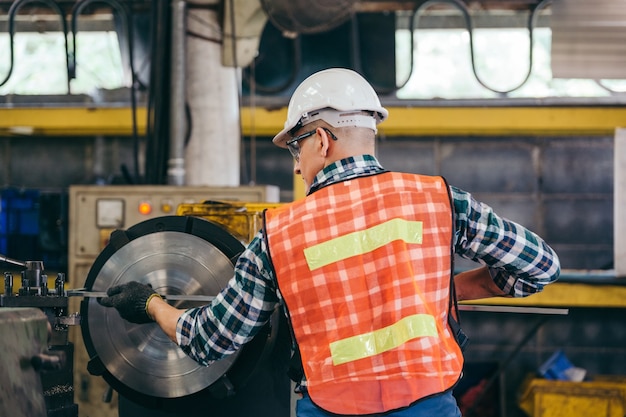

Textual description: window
[0,31,124,95]
[396,25,626,99]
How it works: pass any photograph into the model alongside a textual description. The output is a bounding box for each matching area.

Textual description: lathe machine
[1,199,293,417]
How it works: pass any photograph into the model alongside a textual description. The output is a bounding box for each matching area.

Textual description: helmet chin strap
[300,108,378,133]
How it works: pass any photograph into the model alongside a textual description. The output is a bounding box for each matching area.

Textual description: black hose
[144,0,171,184]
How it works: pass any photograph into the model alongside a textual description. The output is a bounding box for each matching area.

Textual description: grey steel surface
[459,305,569,315]
[0,307,48,417]
[85,231,239,399]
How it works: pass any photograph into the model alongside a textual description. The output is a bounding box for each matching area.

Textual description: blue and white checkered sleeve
[451,186,561,297]
[175,232,280,365]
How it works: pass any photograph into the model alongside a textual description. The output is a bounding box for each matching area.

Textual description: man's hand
[98,281,162,324]
[454,266,509,301]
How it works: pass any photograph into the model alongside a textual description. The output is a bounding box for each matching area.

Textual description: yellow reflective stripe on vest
[329,314,438,366]
[303,218,423,271]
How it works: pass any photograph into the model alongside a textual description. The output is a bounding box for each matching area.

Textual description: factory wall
[1,132,612,269]
[0,136,136,188]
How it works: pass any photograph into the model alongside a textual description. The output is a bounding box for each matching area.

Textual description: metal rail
[66,289,216,303]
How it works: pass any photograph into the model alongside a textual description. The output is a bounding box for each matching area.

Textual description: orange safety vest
[264,172,464,415]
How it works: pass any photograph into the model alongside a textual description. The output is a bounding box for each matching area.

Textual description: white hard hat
[272,68,389,148]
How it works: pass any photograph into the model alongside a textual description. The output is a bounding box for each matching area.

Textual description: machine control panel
[68,185,279,284]
[70,185,278,256]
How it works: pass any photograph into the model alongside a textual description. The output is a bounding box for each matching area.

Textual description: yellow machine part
[0,275,59,294]
[176,201,283,244]
[518,376,626,417]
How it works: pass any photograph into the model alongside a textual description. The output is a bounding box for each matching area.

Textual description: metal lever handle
[0,253,26,267]
[67,289,216,303]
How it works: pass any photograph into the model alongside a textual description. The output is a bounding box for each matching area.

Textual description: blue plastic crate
[0,188,40,258]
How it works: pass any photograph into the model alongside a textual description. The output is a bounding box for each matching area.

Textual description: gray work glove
[98,281,162,324]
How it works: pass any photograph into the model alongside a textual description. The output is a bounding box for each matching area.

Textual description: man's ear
[318,127,331,157]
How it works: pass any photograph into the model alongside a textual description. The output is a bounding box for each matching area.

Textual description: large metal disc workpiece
[80,216,257,402]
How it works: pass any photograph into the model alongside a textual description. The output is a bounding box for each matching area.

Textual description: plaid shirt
[176,154,560,364]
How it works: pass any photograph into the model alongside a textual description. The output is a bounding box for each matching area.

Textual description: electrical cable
[186,30,221,44]
[144,0,171,184]
[246,58,256,185]
[413,0,550,96]
[227,0,250,185]
[183,102,192,148]
[143,0,158,184]
[1,0,70,92]
[71,0,141,183]
[350,14,362,83]
[594,79,626,96]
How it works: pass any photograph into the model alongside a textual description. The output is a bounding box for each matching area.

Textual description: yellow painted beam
[0,107,147,136]
[461,282,626,309]
[241,106,626,137]
[0,106,625,137]
[384,107,626,136]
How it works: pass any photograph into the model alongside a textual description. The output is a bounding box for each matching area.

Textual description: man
[100,68,560,416]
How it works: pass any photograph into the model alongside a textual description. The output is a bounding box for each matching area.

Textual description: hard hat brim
[272,108,388,149]
[272,127,291,149]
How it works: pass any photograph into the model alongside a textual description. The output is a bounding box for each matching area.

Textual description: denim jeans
[295,391,462,417]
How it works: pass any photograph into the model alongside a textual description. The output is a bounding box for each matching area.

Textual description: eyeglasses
[286,130,315,161]
[286,127,338,162]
